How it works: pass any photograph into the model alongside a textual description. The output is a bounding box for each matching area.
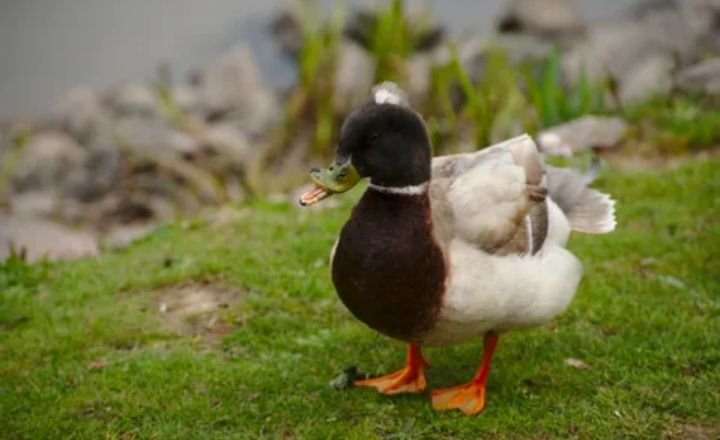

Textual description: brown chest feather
[331,191,446,343]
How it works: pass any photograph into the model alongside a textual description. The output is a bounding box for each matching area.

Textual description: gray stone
[202,123,251,166]
[197,45,278,135]
[173,86,205,118]
[66,145,121,202]
[12,131,88,193]
[537,115,628,156]
[618,54,675,104]
[498,0,584,38]
[491,34,555,63]
[105,83,161,117]
[103,223,155,251]
[563,0,720,104]
[55,87,109,143]
[676,57,720,93]
[270,10,303,59]
[0,215,99,262]
[113,117,200,158]
[333,41,377,113]
[8,191,57,217]
[406,54,432,108]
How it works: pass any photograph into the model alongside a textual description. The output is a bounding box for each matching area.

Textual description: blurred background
[1,0,719,261]
[0,0,645,117]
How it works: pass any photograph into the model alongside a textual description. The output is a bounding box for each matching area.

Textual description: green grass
[1,159,719,439]
[622,94,720,154]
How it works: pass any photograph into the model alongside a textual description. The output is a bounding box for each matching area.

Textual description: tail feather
[546,163,616,234]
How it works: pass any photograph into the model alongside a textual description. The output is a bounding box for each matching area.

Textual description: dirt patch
[156,282,245,344]
[663,423,720,440]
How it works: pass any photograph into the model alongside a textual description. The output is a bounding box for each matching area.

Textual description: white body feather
[422,135,606,346]
[423,199,582,346]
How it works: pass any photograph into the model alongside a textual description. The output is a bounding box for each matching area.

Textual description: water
[0,0,643,118]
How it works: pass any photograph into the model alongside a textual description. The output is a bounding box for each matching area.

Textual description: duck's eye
[368,133,379,144]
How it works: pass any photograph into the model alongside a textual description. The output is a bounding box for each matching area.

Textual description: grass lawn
[1,158,719,439]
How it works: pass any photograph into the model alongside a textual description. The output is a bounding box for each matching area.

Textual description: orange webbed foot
[354,345,428,395]
[430,331,499,416]
[354,365,427,394]
[430,381,486,415]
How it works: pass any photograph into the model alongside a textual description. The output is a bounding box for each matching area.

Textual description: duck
[299,82,616,416]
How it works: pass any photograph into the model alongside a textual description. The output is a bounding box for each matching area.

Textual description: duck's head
[300,82,432,206]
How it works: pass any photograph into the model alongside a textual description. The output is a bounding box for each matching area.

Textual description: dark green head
[300,83,432,206]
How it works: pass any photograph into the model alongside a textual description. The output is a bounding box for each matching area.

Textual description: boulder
[676,57,720,94]
[113,117,200,158]
[563,0,720,104]
[11,131,88,193]
[0,215,98,262]
[333,41,377,112]
[498,0,585,38]
[537,115,628,156]
[197,45,279,135]
[618,54,675,104]
[172,86,205,118]
[105,83,161,118]
[103,223,156,251]
[406,54,433,107]
[65,145,121,202]
[7,191,57,217]
[269,10,303,59]
[202,123,251,166]
[54,87,109,143]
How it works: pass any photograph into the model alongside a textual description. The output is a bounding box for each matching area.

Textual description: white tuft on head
[371,82,409,106]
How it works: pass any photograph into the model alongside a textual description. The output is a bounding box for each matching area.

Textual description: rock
[563,0,720,104]
[676,57,720,94]
[172,86,205,118]
[113,117,200,158]
[333,41,377,112]
[498,0,584,38]
[103,223,156,250]
[563,20,658,94]
[105,83,161,118]
[537,115,628,156]
[202,123,251,166]
[269,10,303,59]
[197,45,278,135]
[8,191,57,217]
[632,0,720,56]
[0,215,98,262]
[491,34,556,63]
[55,87,109,143]
[619,54,675,104]
[406,54,432,107]
[12,131,88,193]
[66,145,121,202]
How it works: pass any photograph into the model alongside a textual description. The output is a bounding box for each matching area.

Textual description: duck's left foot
[431,381,486,415]
[354,345,428,395]
[431,331,500,416]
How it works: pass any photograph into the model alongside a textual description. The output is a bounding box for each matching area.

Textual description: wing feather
[430,135,548,256]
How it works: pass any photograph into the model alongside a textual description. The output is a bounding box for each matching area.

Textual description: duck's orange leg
[355,344,429,394]
[431,331,499,415]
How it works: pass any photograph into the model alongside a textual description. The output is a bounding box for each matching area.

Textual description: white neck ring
[368,182,429,195]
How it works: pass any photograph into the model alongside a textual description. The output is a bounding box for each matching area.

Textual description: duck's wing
[430,135,549,256]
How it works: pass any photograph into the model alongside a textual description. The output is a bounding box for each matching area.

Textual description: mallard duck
[300,82,616,415]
